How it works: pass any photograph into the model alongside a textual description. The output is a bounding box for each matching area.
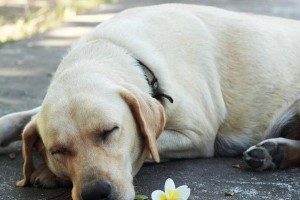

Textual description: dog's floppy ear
[16,117,40,187]
[120,86,166,163]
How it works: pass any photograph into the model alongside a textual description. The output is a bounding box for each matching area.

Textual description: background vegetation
[0,0,110,45]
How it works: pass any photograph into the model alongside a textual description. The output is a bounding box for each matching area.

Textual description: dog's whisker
[62,195,71,200]
[63,194,72,200]
[46,189,70,200]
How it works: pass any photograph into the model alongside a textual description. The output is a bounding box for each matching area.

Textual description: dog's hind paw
[243,139,285,171]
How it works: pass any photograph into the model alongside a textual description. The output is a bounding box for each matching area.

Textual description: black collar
[136,59,173,104]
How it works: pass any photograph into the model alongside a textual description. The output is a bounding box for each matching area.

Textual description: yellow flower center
[167,189,181,200]
[159,194,167,200]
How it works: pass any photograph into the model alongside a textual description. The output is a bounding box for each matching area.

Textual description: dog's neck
[135,59,173,104]
[65,38,173,104]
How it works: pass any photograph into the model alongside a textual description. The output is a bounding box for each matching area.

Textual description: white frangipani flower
[151,178,191,200]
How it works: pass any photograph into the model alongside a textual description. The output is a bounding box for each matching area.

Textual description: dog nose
[81,181,112,200]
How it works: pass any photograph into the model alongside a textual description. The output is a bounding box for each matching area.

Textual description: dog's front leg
[157,129,214,160]
[0,107,40,147]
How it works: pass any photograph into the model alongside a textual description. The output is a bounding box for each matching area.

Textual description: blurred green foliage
[0,0,111,45]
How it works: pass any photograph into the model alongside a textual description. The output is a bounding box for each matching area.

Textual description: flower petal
[151,190,167,200]
[165,178,176,199]
[165,178,176,191]
[174,185,191,200]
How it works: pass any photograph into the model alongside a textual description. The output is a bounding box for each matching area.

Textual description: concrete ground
[1,0,300,199]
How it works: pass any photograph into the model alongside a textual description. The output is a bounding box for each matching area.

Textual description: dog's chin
[111,183,135,200]
[111,193,135,200]
[71,183,135,200]
[73,191,135,200]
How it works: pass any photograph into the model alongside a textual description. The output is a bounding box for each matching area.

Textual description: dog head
[17,74,166,200]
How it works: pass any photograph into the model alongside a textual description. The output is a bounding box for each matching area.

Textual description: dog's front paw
[30,164,70,188]
[243,140,285,171]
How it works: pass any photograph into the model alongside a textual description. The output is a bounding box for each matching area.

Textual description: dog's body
[1,4,300,200]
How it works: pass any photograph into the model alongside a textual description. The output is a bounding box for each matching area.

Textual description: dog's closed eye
[98,126,119,141]
[50,147,70,156]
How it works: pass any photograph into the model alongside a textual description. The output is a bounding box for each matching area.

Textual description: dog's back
[75,4,300,155]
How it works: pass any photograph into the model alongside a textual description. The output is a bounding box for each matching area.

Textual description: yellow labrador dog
[1,4,300,200]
